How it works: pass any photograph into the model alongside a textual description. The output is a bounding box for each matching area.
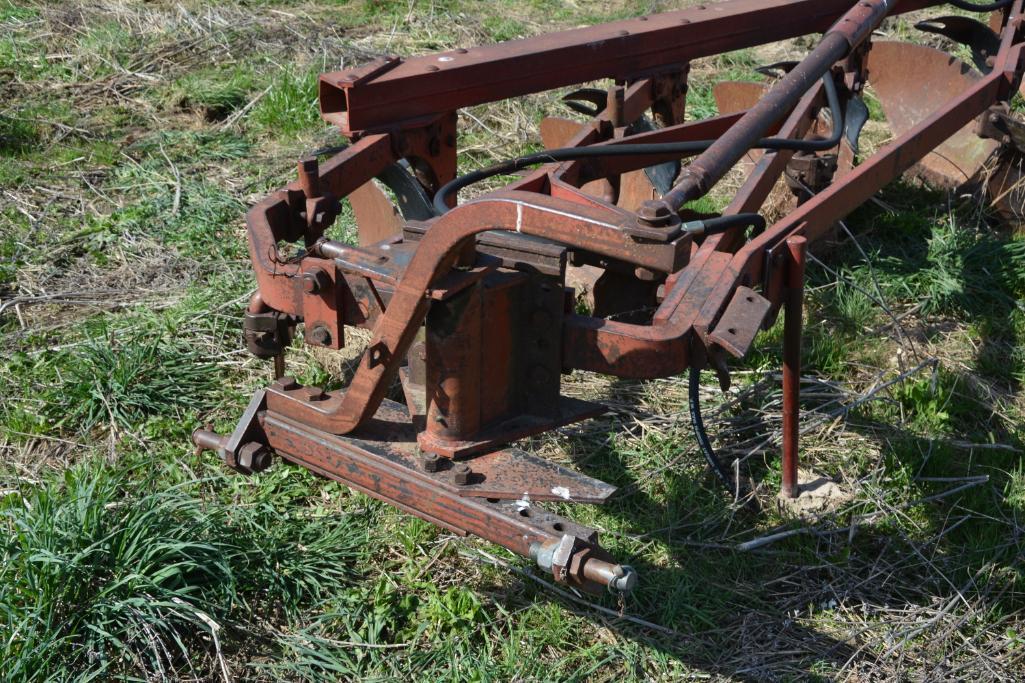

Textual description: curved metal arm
[265,191,686,434]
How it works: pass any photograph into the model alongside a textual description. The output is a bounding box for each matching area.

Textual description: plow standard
[194,0,1025,594]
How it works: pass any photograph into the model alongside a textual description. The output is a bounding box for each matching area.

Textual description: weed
[250,66,324,139]
[686,49,760,120]
[0,464,237,678]
[0,457,368,681]
[170,67,259,122]
[72,133,250,257]
[0,115,38,155]
[1004,465,1025,511]
[482,16,529,42]
[35,328,218,435]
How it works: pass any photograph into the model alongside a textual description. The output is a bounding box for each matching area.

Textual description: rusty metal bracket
[978,102,1025,152]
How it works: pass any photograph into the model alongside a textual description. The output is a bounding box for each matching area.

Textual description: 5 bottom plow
[195,0,1025,594]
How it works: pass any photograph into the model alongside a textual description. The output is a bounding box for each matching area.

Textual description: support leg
[782,235,807,499]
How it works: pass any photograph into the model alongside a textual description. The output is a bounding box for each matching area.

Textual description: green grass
[3,331,214,438]
[686,49,760,120]
[170,67,261,122]
[250,66,325,139]
[0,459,368,680]
[2,1,1025,680]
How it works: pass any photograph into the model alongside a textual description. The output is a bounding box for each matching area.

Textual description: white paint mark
[438,56,455,62]
[515,492,530,511]
[490,197,617,231]
[551,486,571,500]
[515,202,523,232]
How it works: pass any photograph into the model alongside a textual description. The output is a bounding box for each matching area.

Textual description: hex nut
[237,442,273,473]
[421,452,441,473]
[453,463,472,485]
[302,268,329,294]
[636,199,673,226]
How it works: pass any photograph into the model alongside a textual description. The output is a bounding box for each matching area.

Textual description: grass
[1,0,1025,680]
[0,459,368,680]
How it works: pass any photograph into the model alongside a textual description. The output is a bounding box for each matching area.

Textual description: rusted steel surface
[781,236,807,500]
[195,0,1025,594]
[319,0,933,134]
[713,81,770,116]
[867,41,1000,187]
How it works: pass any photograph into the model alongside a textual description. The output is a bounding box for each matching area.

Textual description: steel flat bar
[261,411,567,555]
[321,0,938,133]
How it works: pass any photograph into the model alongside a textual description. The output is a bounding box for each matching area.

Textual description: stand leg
[782,236,807,499]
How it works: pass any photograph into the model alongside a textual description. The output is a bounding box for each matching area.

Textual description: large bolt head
[237,442,273,473]
[636,199,673,226]
[302,268,329,294]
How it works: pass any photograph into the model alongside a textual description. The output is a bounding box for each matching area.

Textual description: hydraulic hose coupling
[680,213,767,237]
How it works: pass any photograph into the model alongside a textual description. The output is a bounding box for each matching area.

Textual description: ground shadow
[513,183,1025,679]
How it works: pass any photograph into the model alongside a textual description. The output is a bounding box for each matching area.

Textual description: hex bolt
[636,199,673,227]
[302,268,329,294]
[421,452,441,473]
[309,325,332,346]
[192,427,227,455]
[453,463,472,485]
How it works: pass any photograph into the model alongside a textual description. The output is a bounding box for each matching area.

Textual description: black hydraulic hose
[689,367,737,496]
[433,73,844,214]
[946,0,1013,10]
[681,212,766,237]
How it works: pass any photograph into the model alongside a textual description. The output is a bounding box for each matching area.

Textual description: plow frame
[195,0,1025,593]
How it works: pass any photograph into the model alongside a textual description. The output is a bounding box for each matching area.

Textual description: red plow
[195,0,1025,594]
